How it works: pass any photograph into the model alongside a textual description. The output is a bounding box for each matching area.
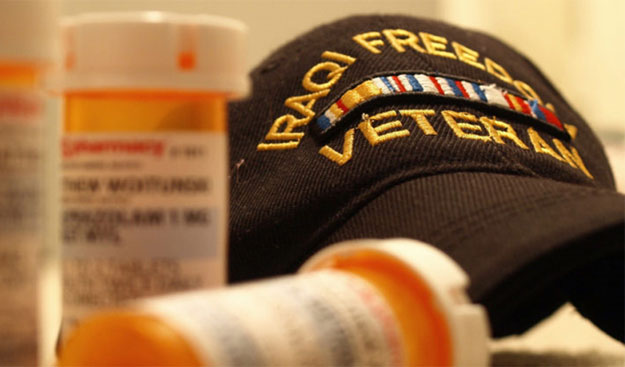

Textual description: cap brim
[316,172,624,340]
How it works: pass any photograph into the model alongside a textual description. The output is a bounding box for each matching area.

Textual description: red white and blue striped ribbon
[316,73,563,133]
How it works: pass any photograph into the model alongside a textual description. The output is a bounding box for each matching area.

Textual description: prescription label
[0,89,44,365]
[139,270,406,366]
[61,133,227,330]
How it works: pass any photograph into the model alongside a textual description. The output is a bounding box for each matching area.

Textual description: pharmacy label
[62,132,227,328]
[139,270,406,366]
[0,89,44,366]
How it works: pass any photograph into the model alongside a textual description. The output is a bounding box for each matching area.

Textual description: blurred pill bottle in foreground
[59,12,248,333]
[0,0,56,365]
[58,238,490,367]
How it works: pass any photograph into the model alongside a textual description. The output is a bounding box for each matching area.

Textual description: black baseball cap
[227,15,624,341]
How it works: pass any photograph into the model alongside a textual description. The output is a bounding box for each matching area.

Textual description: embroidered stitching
[528,127,565,162]
[553,138,593,178]
[479,116,529,149]
[441,110,490,143]
[399,109,437,135]
[315,73,565,136]
[319,128,355,165]
[358,111,411,146]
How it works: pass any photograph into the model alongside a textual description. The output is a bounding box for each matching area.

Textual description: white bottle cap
[0,0,57,63]
[61,12,249,96]
[300,238,491,367]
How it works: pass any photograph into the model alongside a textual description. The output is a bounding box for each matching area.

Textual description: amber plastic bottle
[59,12,247,333]
[0,1,55,365]
[58,239,490,366]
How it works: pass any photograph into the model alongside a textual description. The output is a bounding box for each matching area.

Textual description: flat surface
[492,304,625,366]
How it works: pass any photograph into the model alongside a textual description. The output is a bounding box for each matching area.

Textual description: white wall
[441,0,625,136]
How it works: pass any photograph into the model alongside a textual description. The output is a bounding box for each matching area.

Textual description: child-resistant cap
[301,238,490,367]
[0,0,57,63]
[61,11,248,96]
[228,15,625,341]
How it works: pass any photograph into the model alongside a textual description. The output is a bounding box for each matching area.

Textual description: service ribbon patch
[315,73,564,136]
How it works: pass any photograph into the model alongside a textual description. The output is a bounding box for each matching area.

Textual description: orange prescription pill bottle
[0,1,55,365]
[59,12,248,333]
[58,238,490,366]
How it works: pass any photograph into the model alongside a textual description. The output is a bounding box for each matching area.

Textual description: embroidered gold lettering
[553,139,593,178]
[319,128,355,165]
[265,114,306,142]
[359,111,410,146]
[302,63,348,92]
[479,116,529,149]
[257,114,307,151]
[452,41,485,70]
[527,127,564,161]
[321,50,356,65]
[485,57,513,84]
[382,29,425,53]
[353,32,384,54]
[257,141,300,151]
[400,109,437,135]
[310,107,590,177]
[349,29,553,111]
[284,90,330,118]
[442,110,489,142]
[259,49,357,151]
[419,32,456,59]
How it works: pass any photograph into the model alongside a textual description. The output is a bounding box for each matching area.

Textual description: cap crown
[230,15,615,278]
